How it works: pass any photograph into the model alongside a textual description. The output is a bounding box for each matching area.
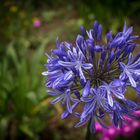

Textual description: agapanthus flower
[42,21,140,133]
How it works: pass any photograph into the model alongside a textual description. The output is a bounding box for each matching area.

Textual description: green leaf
[19,123,34,138]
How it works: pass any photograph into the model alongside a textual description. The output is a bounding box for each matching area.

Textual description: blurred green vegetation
[0,0,140,140]
[0,38,50,140]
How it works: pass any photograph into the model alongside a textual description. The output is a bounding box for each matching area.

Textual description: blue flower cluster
[42,21,140,133]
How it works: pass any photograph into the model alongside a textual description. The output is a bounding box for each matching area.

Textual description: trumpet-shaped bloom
[42,21,140,133]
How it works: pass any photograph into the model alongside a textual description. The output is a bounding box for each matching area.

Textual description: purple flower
[100,79,126,107]
[120,53,140,87]
[42,21,140,133]
[80,88,107,120]
[58,44,93,83]
[110,22,138,48]
[50,89,79,113]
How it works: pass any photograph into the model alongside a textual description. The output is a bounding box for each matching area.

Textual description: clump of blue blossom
[42,21,140,133]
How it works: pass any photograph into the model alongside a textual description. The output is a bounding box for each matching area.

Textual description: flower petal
[82,63,93,69]
[107,93,113,107]
[51,95,64,104]
[63,71,73,80]
[79,67,86,83]
[82,80,90,97]
[58,61,76,67]
[66,98,72,113]
[128,75,136,87]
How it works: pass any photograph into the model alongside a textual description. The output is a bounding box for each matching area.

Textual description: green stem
[85,121,91,140]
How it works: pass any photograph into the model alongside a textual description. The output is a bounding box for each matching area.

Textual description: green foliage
[0,40,50,140]
[77,0,140,32]
[0,2,32,41]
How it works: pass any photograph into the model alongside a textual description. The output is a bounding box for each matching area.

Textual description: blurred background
[0,0,140,140]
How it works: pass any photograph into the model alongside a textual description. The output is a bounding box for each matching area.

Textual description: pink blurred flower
[107,127,119,137]
[132,120,140,129]
[100,134,114,140]
[121,125,134,137]
[95,123,103,133]
[134,110,140,116]
[102,127,120,140]
[98,112,140,140]
[124,116,133,123]
[32,18,41,28]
